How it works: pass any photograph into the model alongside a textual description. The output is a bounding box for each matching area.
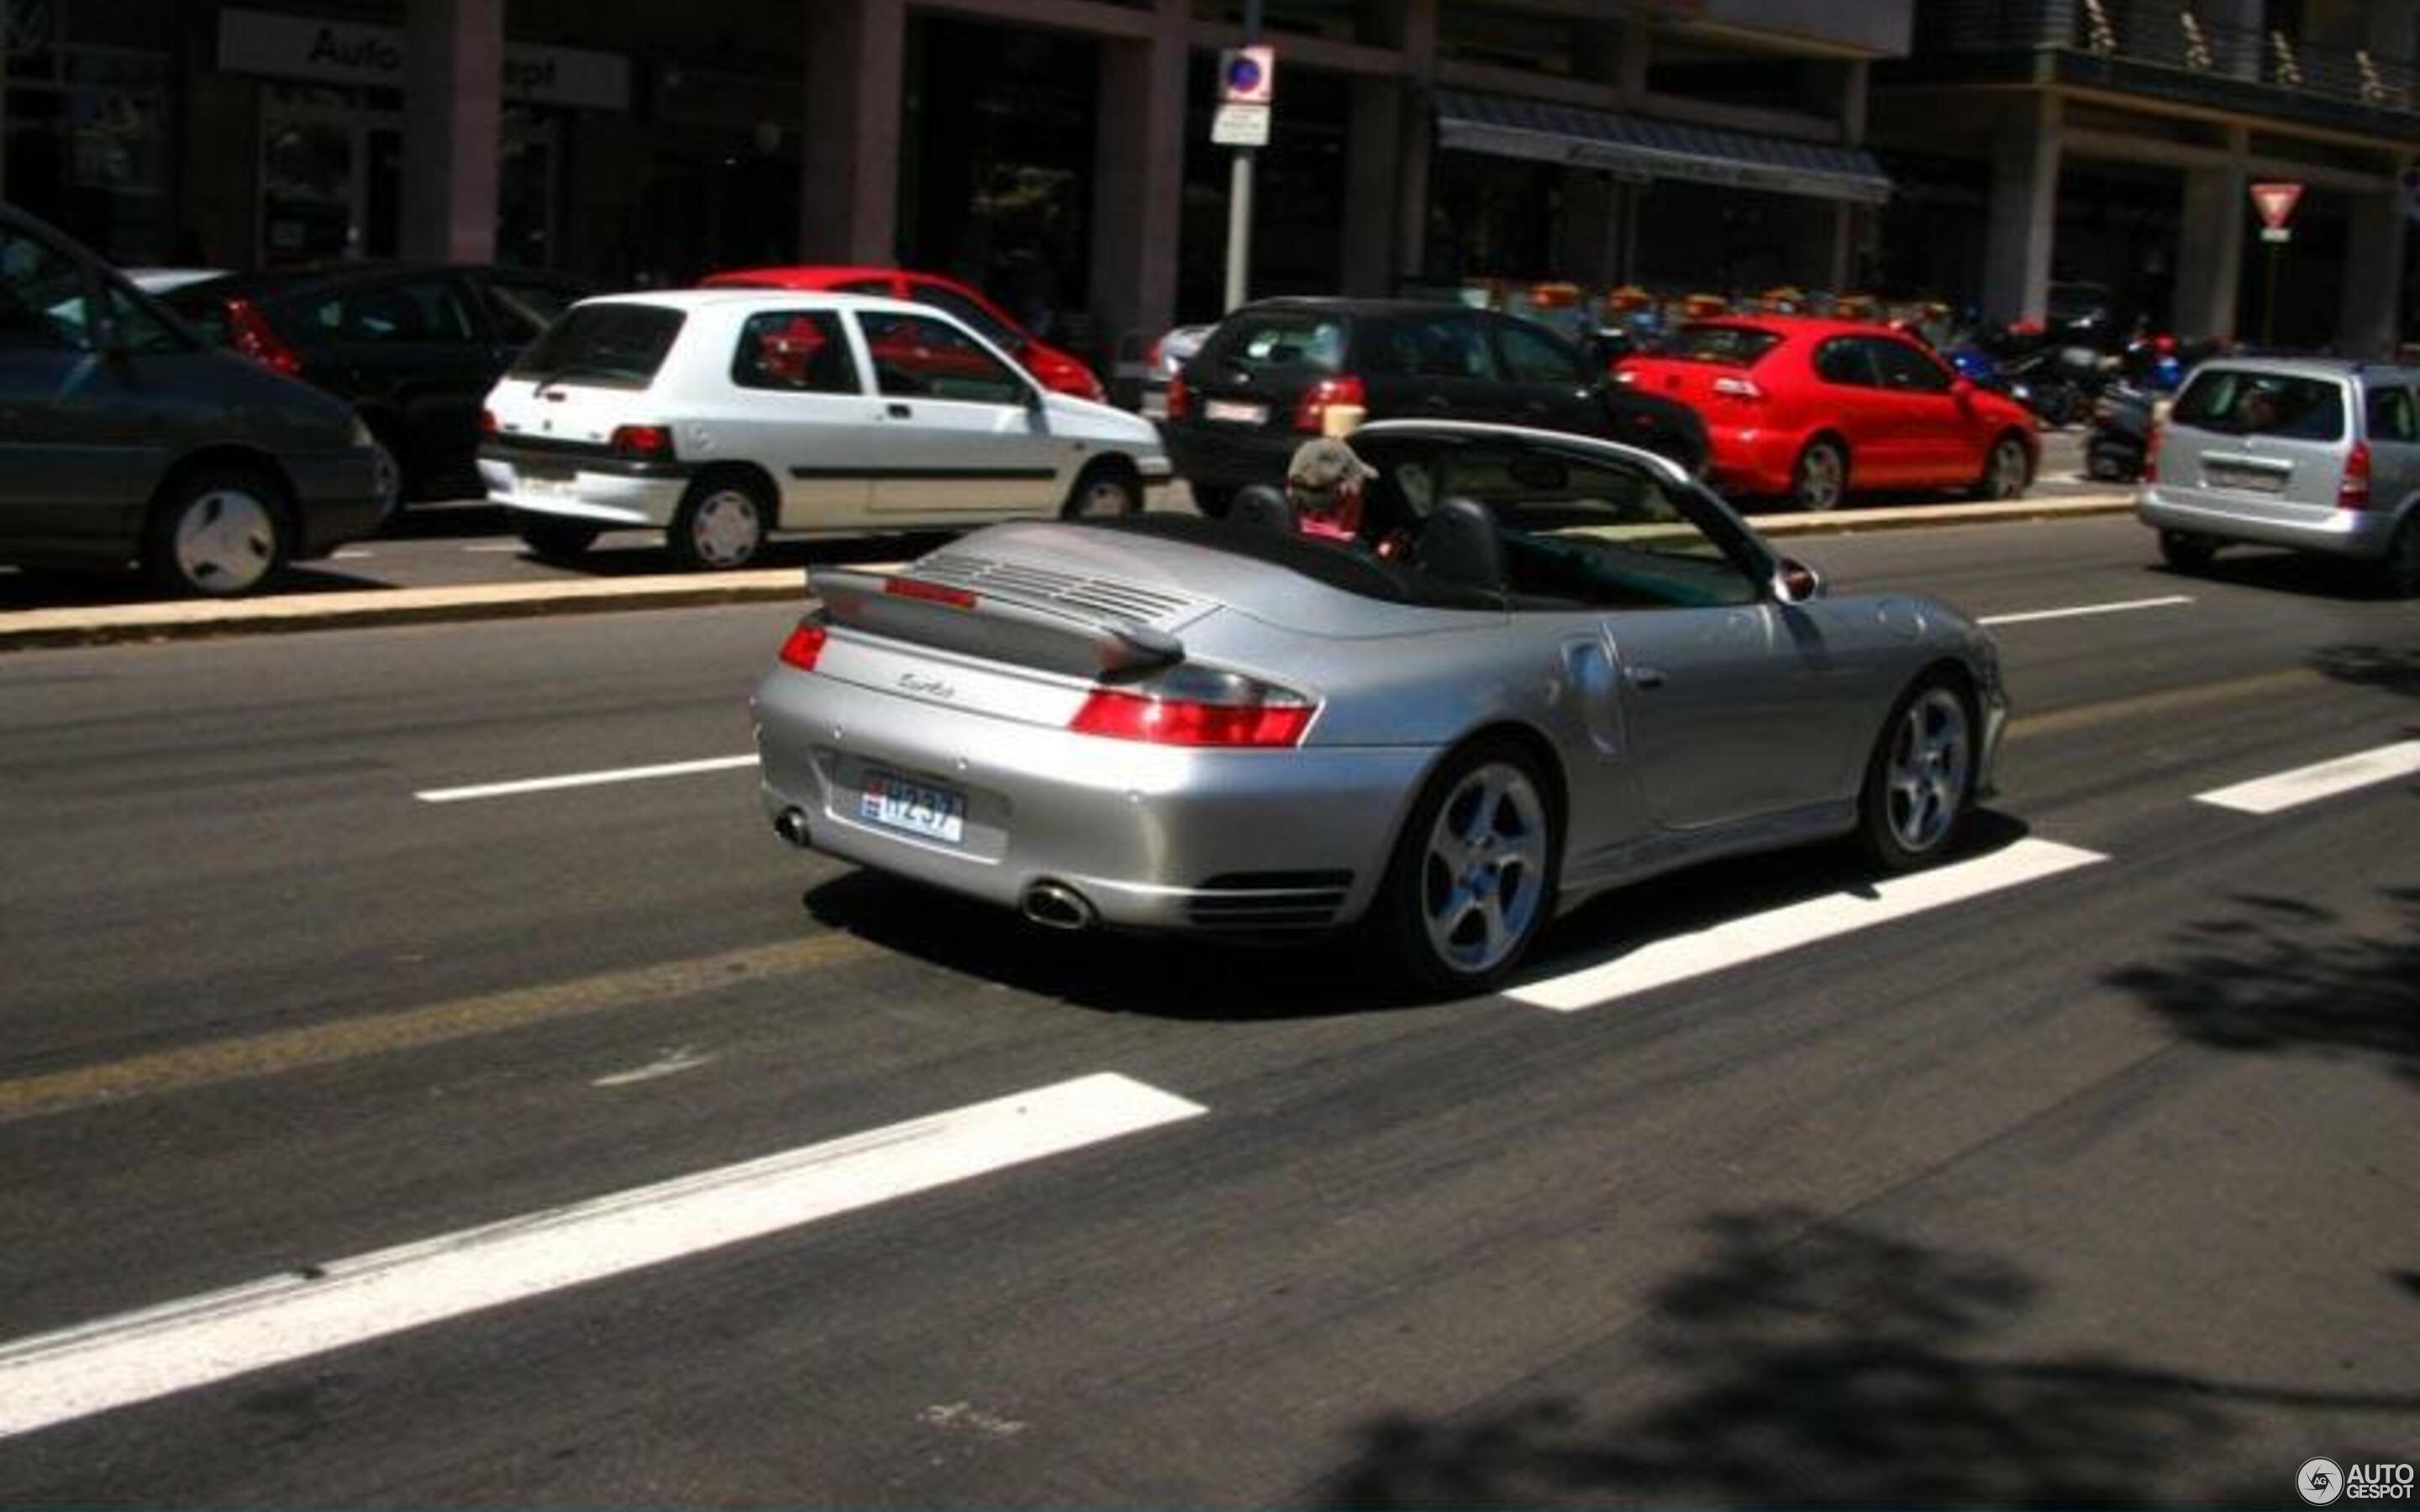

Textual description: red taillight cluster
[1165,372,1192,421]
[777,620,828,671]
[884,576,978,609]
[480,407,499,435]
[2339,440,2373,509]
[1070,690,1313,748]
[223,297,303,377]
[1294,374,1367,433]
[608,424,675,459]
[2142,422,2162,484]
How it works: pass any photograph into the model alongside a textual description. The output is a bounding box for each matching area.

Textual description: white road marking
[2196,740,2420,815]
[464,543,532,554]
[0,1073,1205,1441]
[1507,838,2108,1013]
[416,754,755,803]
[332,549,376,560]
[1979,595,2192,627]
[592,1047,715,1088]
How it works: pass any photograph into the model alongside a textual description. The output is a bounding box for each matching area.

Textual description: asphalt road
[0,512,2414,1504]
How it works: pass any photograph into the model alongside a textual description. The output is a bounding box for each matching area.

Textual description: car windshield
[509,303,685,387]
[2171,370,2347,441]
[1205,312,1349,375]
[1664,323,1781,366]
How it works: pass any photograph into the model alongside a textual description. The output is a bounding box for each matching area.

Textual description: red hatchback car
[700,265,1107,403]
[1615,316,2037,511]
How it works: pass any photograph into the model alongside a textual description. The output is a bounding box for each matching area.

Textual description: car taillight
[609,424,675,459]
[1165,372,1192,420]
[1712,375,1765,402]
[2142,422,2162,484]
[481,407,498,434]
[1068,667,1315,748]
[1611,368,1639,386]
[884,576,977,609]
[224,297,303,377]
[2339,439,2372,509]
[777,620,828,671]
[1295,374,1367,433]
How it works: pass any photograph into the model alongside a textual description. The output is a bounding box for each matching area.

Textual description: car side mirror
[1771,559,1823,605]
[1950,377,1977,402]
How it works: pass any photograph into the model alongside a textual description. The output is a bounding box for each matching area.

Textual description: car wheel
[1970,433,2030,501]
[2159,529,2217,575]
[366,435,404,524]
[2376,517,2420,599]
[518,514,600,562]
[1062,464,1141,520]
[145,469,289,598]
[1858,676,1975,873]
[1190,484,1234,520]
[1791,440,1848,512]
[2086,448,2130,482]
[1370,738,1559,995]
[669,475,770,570]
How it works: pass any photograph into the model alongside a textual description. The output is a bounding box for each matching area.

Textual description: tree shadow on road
[1318,1207,2420,1507]
[2312,643,2420,701]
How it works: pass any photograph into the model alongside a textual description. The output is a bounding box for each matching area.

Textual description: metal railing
[1916,0,2416,115]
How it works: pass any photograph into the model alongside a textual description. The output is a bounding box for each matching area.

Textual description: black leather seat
[1418,496,1508,601]
[1229,484,1297,536]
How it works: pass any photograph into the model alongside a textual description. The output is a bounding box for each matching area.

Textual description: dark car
[0,202,385,596]
[1161,298,1707,516]
[160,261,593,509]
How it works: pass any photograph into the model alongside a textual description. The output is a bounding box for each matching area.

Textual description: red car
[699,265,1107,403]
[1614,316,2037,511]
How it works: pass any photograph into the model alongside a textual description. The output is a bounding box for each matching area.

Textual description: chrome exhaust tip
[773,808,813,848]
[1020,880,1097,932]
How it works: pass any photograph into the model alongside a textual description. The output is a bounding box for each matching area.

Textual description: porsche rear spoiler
[808,566,1185,680]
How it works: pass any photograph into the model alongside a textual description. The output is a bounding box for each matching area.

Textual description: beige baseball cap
[1286,437,1377,493]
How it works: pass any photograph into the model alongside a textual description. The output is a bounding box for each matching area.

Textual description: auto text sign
[2250,181,2304,231]
[217,7,631,112]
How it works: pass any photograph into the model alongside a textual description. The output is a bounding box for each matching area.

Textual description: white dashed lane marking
[1507,839,2109,1013]
[2196,740,2420,816]
[1978,595,2192,627]
[416,755,755,803]
[0,1074,1206,1441]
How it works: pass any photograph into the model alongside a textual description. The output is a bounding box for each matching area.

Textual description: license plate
[1203,399,1268,426]
[860,771,965,844]
[518,470,581,499]
[2203,462,2286,494]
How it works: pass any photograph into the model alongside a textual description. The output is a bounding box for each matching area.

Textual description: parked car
[159,261,593,510]
[2137,357,2420,596]
[479,289,1171,570]
[700,265,1107,403]
[1161,298,1707,517]
[0,203,386,595]
[1615,316,2039,512]
[753,419,2007,992]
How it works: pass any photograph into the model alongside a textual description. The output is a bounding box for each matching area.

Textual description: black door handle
[1626,664,1668,690]
[1422,393,1452,410]
[887,402,913,418]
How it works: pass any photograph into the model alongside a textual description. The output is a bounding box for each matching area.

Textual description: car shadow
[533,532,963,580]
[2153,548,2390,601]
[0,562,391,609]
[796,811,2039,1023]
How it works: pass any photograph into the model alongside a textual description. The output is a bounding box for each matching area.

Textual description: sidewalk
[0,491,2136,651]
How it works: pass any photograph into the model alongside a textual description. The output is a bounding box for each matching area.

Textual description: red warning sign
[2249,181,2304,230]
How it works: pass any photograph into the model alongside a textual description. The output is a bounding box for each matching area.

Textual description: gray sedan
[753,421,2007,992]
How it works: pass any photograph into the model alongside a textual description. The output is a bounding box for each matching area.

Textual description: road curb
[0,493,2138,651]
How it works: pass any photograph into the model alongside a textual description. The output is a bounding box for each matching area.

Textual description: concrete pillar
[1344,75,1404,295]
[1090,2,1187,349]
[2340,186,2408,358]
[402,0,502,263]
[1982,93,2061,323]
[800,0,904,265]
[2174,130,2248,343]
[1395,0,1439,281]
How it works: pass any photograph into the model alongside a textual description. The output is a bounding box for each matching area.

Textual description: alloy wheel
[1418,761,1549,976]
[1884,687,1971,856]
[1796,444,1844,512]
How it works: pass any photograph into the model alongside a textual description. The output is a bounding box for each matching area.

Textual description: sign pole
[1222,0,1263,313]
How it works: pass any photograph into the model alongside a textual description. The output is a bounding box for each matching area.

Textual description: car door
[852,307,1063,517]
[717,307,879,524]
[1807,335,1912,487]
[302,271,492,493]
[1486,314,1602,435]
[1865,333,1970,485]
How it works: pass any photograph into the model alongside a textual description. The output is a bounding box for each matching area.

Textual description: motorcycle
[2086,384,2159,482]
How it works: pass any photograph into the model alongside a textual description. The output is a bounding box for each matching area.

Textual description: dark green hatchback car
[0,204,387,596]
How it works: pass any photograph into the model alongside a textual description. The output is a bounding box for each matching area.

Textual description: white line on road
[463,543,533,554]
[1978,595,2192,627]
[2195,740,2420,815]
[331,549,376,560]
[1507,838,2108,1013]
[0,1073,1205,1441]
[415,754,755,803]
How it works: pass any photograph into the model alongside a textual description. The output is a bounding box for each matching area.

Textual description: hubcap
[1419,762,1549,976]
[1885,688,1971,855]
[1992,440,2025,496]
[370,444,402,520]
[691,490,762,567]
[174,489,276,593]
[1799,448,1843,510]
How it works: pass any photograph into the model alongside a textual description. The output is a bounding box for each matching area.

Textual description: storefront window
[2,33,171,262]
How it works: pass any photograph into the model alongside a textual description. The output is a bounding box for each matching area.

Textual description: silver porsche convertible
[752,421,2007,992]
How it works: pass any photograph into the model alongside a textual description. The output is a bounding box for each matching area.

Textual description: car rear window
[1202,311,1349,375]
[509,303,685,388]
[2172,370,2347,441]
[1664,323,1782,366]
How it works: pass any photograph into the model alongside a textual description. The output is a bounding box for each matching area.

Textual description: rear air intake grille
[914,553,1199,625]
[1184,871,1355,932]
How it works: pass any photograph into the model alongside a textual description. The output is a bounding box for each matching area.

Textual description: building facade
[1,0,1908,365]
[1874,0,2420,354]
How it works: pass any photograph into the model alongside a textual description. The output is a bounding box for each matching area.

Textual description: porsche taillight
[1068,666,1316,748]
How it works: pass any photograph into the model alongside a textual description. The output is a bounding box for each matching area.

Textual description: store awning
[1434,90,1893,207]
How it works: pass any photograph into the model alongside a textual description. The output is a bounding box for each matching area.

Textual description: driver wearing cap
[1286,437,1377,544]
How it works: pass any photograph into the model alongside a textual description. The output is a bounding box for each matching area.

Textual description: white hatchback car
[478,290,1172,569]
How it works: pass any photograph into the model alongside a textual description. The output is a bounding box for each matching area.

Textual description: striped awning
[1435,89,1893,206]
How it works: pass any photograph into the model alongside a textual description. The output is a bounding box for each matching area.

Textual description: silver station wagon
[2138,357,2420,596]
